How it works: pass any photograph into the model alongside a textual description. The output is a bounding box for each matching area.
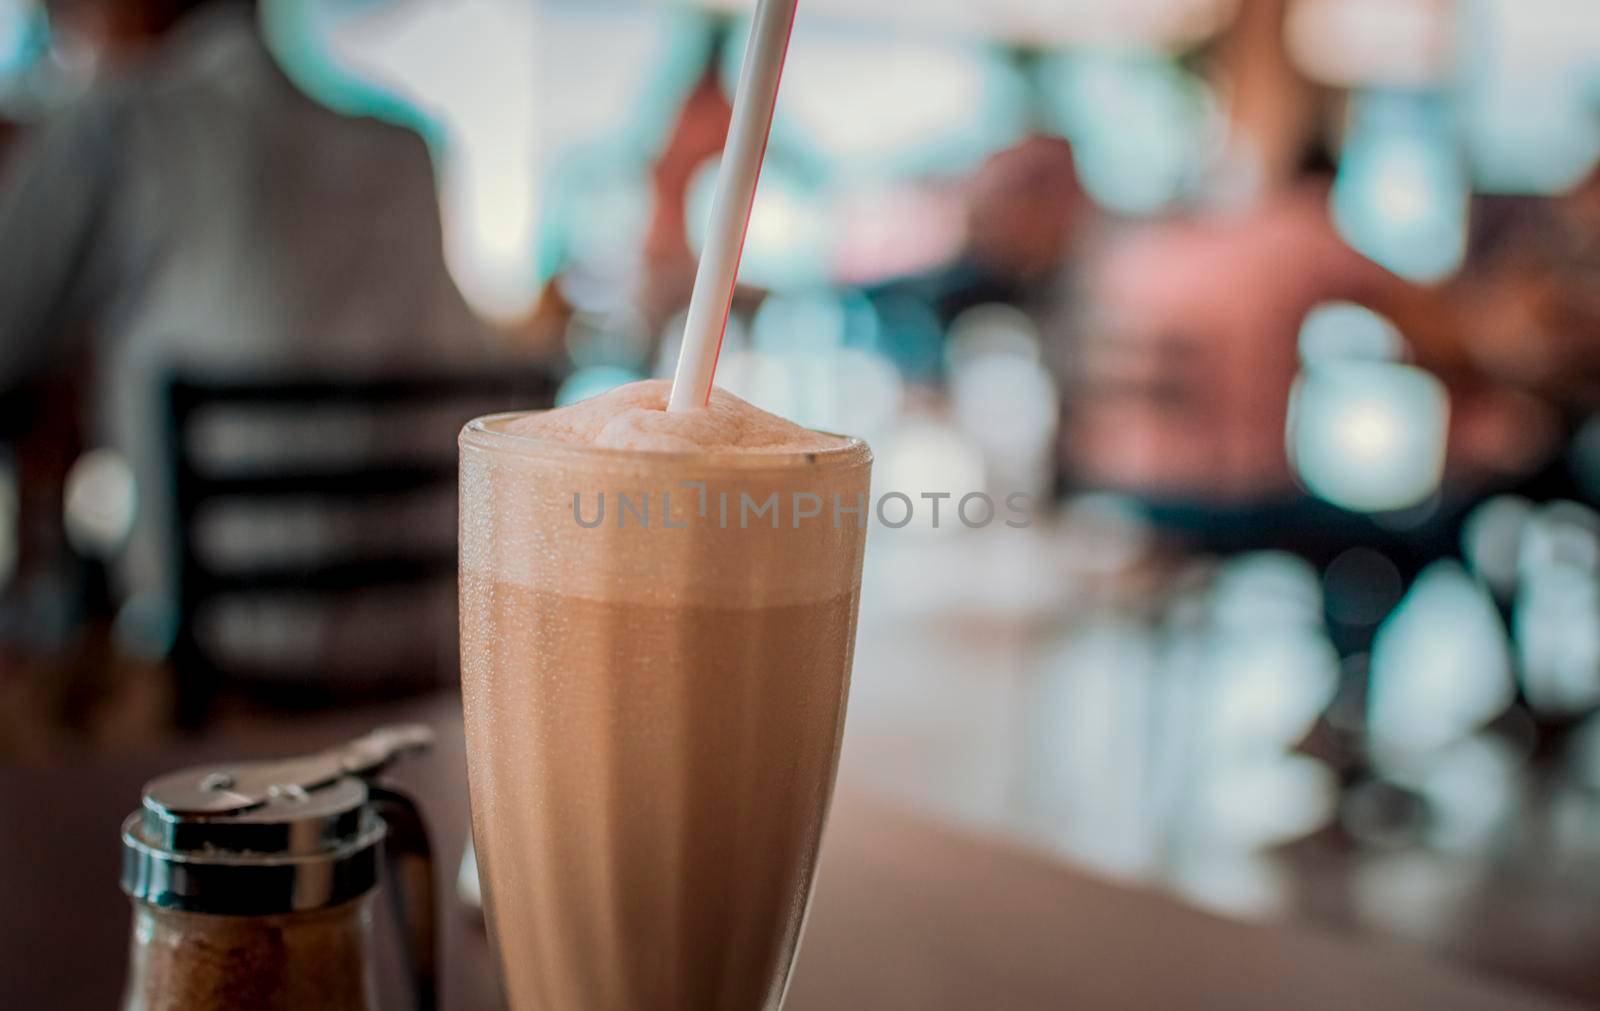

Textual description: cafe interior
[4,0,1600,1008]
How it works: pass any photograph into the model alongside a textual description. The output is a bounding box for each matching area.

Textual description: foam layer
[461,380,871,606]
[505,380,843,454]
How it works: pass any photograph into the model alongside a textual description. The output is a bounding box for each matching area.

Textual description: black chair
[165,367,561,727]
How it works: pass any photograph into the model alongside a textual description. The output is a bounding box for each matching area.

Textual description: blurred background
[3,0,1600,1002]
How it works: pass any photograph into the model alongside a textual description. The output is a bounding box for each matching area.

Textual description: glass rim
[460,412,873,471]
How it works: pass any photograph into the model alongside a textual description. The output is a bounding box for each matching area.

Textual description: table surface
[1,694,1579,1011]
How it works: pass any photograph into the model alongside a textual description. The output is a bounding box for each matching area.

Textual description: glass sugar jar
[119,726,437,1011]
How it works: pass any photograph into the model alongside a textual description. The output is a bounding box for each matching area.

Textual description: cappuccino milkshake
[459,380,871,1011]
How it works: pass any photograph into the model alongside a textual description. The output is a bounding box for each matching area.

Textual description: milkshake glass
[458,383,871,1011]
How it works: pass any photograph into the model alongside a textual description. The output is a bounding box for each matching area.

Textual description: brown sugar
[121,898,375,1011]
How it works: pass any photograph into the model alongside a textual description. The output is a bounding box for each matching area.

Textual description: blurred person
[0,0,496,702]
[1062,174,1574,554]
[1066,183,1399,505]
[869,133,1091,336]
[964,134,1087,296]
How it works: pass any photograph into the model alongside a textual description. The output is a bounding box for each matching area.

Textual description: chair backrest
[165,368,560,726]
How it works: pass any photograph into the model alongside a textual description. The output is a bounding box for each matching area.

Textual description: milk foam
[461,380,871,606]
[504,380,843,454]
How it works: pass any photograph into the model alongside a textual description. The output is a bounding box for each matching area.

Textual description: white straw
[667,0,799,413]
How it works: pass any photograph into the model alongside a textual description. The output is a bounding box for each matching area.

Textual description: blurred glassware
[1461,495,1535,601]
[1190,753,1337,853]
[1287,360,1449,513]
[1056,494,1151,577]
[1368,561,1514,761]
[1461,0,1600,195]
[709,292,903,443]
[1210,552,1325,630]
[949,350,1057,493]
[1032,615,1166,879]
[1407,734,1522,854]
[1025,550,1343,912]
[947,305,1058,506]
[1298,302,1405,366]
[1205,555,1340,753]
[1350,733,1522,893]
[1352,848,1485,945]
[874,418,985,533]
[1166,846,1291,919]
[1332,90,1468,282]
[946,303,1041,369]
[1515,501,1600,716]
[1546,753,1600,880]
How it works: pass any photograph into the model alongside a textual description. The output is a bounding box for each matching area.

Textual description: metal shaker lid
[121,724,432,915]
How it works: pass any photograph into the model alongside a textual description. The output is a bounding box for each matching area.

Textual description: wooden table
[0,694,1578,1011]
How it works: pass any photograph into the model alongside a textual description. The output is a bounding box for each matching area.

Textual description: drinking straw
[667,0,800,413]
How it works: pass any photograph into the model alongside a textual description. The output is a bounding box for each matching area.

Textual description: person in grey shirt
[0,0,497,685]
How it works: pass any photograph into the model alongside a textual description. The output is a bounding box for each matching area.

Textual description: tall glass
[458,415,871,1011]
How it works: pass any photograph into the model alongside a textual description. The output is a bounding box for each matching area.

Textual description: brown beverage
[459,381,871,1011]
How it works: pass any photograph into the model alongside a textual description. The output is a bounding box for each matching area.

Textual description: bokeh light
[1462,495,1535,600]
[1298,301,1405,366]
[1516,502,1600,716]
[729,20,1023,180]
[874,419,985,533]
[1288,360,1449,513]
[1462,0,1600,194]
[1039,49,1216,215]
[687,158,834,291]
[1369,561,1514,759]
[1332,91,1468,282]
[0,0,42,82]
[61,448,137,559]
